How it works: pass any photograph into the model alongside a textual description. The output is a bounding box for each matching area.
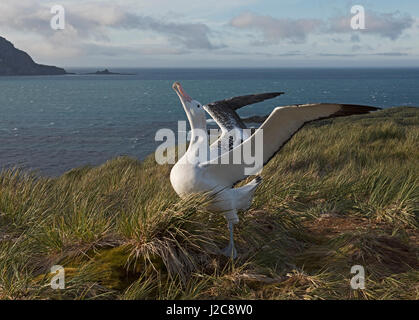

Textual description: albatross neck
[187,115,208,151]
[189,115,207,133]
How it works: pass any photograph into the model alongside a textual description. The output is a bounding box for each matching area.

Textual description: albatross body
[171,82,380,258]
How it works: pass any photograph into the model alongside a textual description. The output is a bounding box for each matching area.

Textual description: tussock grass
[0,107,418,300]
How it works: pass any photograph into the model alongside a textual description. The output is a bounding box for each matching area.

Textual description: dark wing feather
[205,104,247,132]
[204,92,284,132]
[208,92,285,111]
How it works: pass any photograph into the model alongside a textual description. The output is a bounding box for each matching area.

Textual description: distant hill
[0,36,67,76]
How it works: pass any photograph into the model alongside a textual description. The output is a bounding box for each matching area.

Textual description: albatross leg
[221,221,237,259]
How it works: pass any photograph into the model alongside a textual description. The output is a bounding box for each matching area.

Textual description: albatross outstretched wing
[204,92,285,132]
[199,103,380,187]
[204,92,284,157]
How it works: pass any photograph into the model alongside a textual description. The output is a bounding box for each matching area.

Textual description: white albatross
[170,82,380,258]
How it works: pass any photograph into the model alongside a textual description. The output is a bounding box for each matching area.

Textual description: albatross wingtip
[334,104,382,117]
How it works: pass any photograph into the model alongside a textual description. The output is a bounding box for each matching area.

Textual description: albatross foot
[221,243,237,259]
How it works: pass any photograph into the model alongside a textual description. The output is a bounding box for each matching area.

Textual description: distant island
[84,69,136,75]
[0,36,67,76]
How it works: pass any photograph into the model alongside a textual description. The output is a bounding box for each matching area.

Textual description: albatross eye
[197,104,201,108]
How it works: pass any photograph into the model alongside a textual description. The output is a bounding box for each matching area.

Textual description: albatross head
[172,82,206,130]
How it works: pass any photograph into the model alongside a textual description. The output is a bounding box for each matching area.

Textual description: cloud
[120,14,223,50]
[373,52,408,56]
[230,12,322,44]
[318,52,408,57]
[0,0,221,50]
[1,1,416,67]
[329,11,414,40]
[319,53,357,57]
[83,43,189,56]
[230,10,415,45]
[351,43,374,52]
[215,49,304,58]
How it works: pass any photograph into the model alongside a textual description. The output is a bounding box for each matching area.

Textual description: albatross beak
[173,82,192,102]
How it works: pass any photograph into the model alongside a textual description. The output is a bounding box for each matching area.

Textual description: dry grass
[0,106,418,300]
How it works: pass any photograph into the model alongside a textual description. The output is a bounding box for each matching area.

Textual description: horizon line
[63,66,419,69]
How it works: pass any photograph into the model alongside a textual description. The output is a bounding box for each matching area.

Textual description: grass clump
[0,107,418,300]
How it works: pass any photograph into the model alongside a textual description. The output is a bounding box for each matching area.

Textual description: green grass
[0,106,418,300]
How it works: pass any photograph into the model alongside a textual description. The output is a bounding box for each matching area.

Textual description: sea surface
[0,68,418,176]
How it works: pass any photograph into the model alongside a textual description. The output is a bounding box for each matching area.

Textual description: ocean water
[0,68,418,176]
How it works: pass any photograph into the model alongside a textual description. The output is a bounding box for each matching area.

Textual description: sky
[0,0,418,68]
